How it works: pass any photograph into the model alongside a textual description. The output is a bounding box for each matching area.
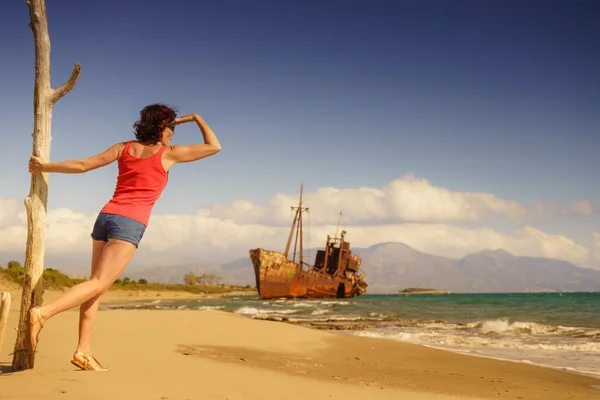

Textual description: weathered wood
[12,0,81,371]
[0,292,11,357]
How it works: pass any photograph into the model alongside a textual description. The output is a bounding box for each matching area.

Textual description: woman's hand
[174,114,200,125]
[28,155,47,173]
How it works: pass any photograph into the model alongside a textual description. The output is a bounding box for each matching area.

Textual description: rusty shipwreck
[249,185,367,299]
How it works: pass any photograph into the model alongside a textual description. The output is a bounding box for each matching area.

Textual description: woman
[27,103,221,371]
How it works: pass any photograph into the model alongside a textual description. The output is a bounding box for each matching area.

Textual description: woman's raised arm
[164,114,221,166]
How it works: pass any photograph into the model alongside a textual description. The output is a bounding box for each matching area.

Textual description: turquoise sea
[107,292,600,378]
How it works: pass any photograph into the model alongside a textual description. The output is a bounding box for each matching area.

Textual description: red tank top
[101,141,169,226]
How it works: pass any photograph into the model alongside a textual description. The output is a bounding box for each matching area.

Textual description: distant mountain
[119,243,600,293]
[350,244,600,293]
[351,242,466,293]
[4,242,600,293]
[455,249,600,293]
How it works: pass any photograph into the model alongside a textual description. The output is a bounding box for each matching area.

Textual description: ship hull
[249,248,367,299]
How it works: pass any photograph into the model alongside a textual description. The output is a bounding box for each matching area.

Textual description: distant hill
[4,242,600,293]
[398,288,452,294]
[454,249,600,293]
[122,248,321,287]
[350,243,600,293]
[351,242,462,293]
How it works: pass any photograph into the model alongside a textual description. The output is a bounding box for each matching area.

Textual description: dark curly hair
[133,103,178,143]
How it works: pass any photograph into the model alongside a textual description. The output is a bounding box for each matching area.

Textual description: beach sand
[1,289,598,400]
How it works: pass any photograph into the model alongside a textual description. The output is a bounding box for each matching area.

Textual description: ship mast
[283,184,309,269]
[334,210,342,240]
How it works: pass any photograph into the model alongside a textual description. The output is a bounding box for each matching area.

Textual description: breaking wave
[468,318,600,338]
[234,306,300,317]
[197,306,225,311]
[349,317,600,378]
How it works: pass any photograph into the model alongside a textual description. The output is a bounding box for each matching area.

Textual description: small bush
[0,261,257,295]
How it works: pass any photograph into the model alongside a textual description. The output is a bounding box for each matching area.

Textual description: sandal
[29,307,44,352]
[71,351,109,371]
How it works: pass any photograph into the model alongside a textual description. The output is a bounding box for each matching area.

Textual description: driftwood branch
[50,63,81,104]
[12,0,81,371]
[0,292,11,357]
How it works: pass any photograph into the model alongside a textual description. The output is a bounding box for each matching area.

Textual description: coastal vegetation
[0,261,255,295]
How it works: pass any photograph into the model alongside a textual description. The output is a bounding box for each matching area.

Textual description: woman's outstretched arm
[29,143,124,174]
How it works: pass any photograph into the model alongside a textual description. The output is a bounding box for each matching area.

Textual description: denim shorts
[91,213,146,248]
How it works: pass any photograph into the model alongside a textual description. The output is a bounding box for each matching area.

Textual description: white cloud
[207,174,530,225]
[531,199,597,219]
[305,224,589,265]
[593,233,600,260]
[0,208,593,271]
[0,198,23,229]
[0,207,97,256]
[205,176,597,226]
[571,199,594,216]
[0,176,596,271]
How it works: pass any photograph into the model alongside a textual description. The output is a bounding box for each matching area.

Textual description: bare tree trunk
[0,292,11,357]
[12,0,81,371]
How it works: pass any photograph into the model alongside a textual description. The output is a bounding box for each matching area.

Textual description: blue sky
[0,1,599,270]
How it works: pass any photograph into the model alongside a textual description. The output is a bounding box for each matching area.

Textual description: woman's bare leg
[30,239,137,352]
[75,240,107,357]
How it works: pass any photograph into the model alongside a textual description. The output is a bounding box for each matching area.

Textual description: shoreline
[420,342,600,381]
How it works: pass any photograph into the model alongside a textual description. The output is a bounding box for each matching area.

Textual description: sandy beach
[1,289,598,400]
